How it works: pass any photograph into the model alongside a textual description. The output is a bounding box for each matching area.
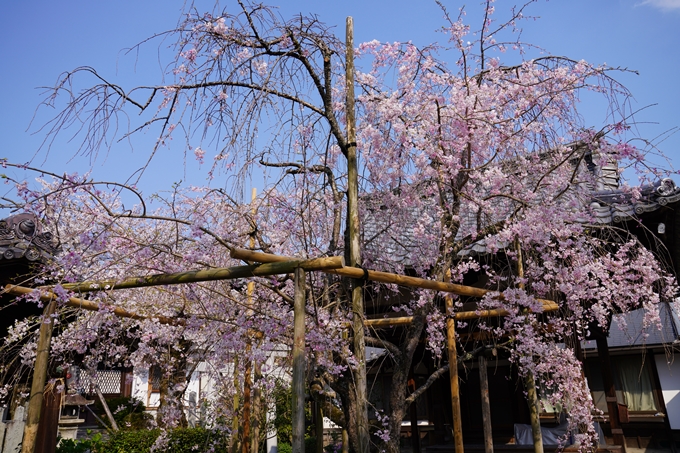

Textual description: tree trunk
[382,315,425,453]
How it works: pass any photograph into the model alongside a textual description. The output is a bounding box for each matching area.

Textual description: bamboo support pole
[445,271,464,453]
[230,249,557,309]
[243,187,257,453]
[56,257,344,293]
[292,268,306,453]
[5,285,183,326]
[479,355,493,453]
[362,302,559,328]
[525,373,544,453]
[516,240,544,453]
[346,16,369,453]
[6,283,555,332]
[95,384,119,431]
[21,297,57,453]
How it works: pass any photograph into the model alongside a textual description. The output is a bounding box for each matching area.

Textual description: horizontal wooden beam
[53,255,344,293]
[230,248,558,312]
[363,302,560,328]
[4,285,183,326]
[231,248,489,298]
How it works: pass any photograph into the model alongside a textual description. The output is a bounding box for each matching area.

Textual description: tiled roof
[582,302,680,349]
[0,213,58,263]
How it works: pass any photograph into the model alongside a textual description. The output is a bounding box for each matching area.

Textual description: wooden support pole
[57,256,344,293]
[525,373,544,453]
[292,268,307,453]
[445,272,464,453]
[315,400,324,453]
[243,351,252,453]
[230,249,557,309]
[362,302,559,328]
[6,285,183,326]
[21,298,57,453]
[342,429,349,453]
[515,240,543,453]
[95,384,119,431]
[251,361,263,453]
[479,355,493,453]
[346,16,369,453]
[232,357,241,453]
[243,187,257,453]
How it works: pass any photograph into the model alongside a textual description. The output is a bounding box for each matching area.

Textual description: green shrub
[305,436,318,453]
[101,429,159,452]
[273,379,314,445]
[95,396,152,431]
[101,427,229,453]
[56,432,104,453]
[276,438,318,453]
[278,443,292,453]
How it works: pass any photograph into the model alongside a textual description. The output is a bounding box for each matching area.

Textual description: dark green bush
[56,432,104,453]
[57,427,229,453]
[96,396,152,431]
[275,437,317,453]
[101,429,159,452]
[305,436,318,453]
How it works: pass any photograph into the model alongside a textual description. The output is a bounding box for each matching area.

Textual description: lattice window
[149,366,163,393]
[95,370,122,394]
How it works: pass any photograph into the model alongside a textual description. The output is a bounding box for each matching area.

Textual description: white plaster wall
[131,368,149,403]
[655,353,680,429]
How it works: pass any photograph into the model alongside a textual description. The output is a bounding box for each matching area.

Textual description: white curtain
[617,356,656,412]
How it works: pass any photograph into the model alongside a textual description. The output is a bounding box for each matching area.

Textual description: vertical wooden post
[346,16,369,453]
[596,335,627,452]
[315,400,324,453]
[22,297,57,453]
[292,268,307,453]
[34,380,61,453]
[243,358,251,453]
[341,429,349,453]
[515,240,543,453]
[445,271,464,453]
[243,188,257,453]
[479,355,493,453]
[525,373,544,453]
[232,358,241,453]
[252,362,263,453]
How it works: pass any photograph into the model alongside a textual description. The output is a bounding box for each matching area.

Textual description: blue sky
[1,0,679,213]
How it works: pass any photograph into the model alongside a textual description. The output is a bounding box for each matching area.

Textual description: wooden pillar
[346,16,369,453]
[341,429,349,453]
[479,355,493,453]
[21,298,57,453]
[243,188,257,453]
[34,381,61,453]
[251,361,263,453]
[292,268,307,453]
[525,373,543,453]
[232,358,241,453]
[515,241,543,453]
[444,276,464,453]
[315,400,324,453]
[596,335,627,452]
